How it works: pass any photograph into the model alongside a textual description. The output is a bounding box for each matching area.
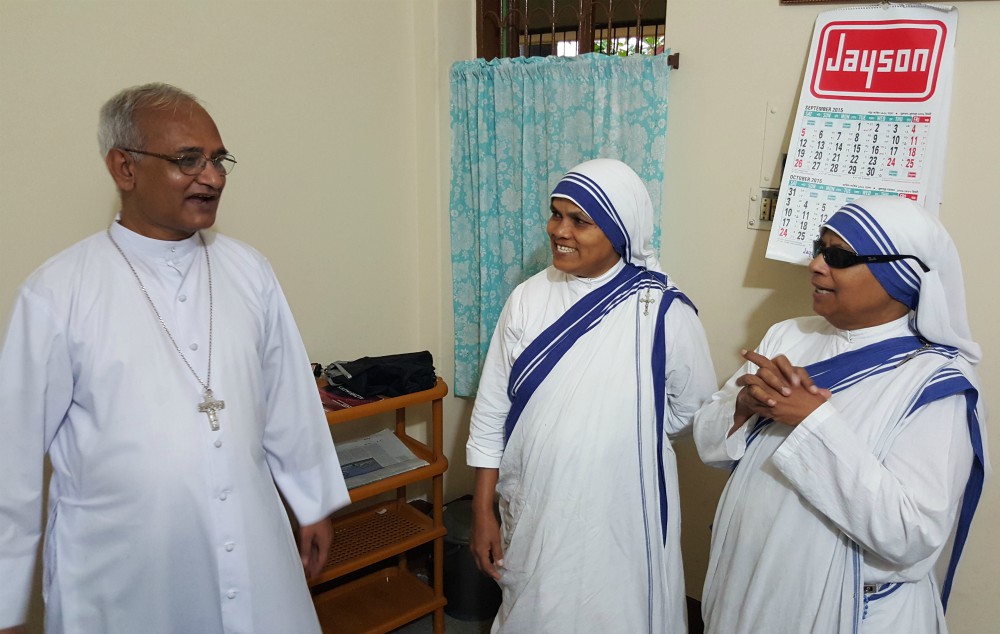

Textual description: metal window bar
[478,1,677,68]
[522,21,666,57]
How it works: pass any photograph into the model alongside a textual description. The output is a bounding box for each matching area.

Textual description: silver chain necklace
[106,226,225,431]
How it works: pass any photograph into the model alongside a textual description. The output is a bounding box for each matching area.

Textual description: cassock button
[178,294,187,302]
[227,590,237,600]
[189,343,199,351]
[219,491,228,501]
[225,542,235,552]
[214,440,222,448]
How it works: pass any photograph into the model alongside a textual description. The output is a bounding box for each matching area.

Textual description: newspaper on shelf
[337,428,429,489]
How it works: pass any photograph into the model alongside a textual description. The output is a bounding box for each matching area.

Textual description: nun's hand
[470,468,504,582]
[735,350,832,426]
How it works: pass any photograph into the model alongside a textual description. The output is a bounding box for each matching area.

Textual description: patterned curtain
[449,52,672,397]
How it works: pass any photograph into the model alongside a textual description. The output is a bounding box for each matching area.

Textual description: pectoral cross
[199,389,225,431]
[639,288,655,316]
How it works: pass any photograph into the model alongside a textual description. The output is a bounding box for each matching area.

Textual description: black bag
[323,351,436,398]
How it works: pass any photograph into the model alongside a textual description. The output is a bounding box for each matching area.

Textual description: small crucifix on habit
[199,389,226,431]
[639,289,655,317]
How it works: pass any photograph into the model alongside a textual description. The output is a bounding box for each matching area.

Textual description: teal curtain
[449,53,672,397]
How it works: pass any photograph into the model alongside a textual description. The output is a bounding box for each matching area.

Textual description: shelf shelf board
[312,499,446,584]
[346,455,448,503]
[314,567,446,634]
[324,378,449,425]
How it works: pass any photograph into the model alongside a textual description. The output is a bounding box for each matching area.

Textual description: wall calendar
[766,3,957,265]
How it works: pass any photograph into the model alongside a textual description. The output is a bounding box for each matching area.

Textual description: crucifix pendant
[198,388,225,431]
[639,289,655,316]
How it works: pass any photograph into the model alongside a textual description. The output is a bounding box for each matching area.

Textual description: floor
[392,612,492,634]
[391,598,704,634]
[383,498,704,634]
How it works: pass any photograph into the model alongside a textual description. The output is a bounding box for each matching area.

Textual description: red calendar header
[811,20,946,102]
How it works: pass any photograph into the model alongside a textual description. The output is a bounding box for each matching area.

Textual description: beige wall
[1,1,997,632]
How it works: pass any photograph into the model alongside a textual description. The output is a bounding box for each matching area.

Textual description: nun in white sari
[466,159,716,633]
[695,196,989,633]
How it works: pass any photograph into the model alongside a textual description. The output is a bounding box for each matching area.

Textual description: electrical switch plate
[747,187,778,231]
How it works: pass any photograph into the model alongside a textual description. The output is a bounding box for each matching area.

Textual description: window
[478,0,670,60]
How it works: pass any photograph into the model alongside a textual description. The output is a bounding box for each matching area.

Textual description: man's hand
[0,626,26,634]
[299,516,333,580]
[733,349,832,428]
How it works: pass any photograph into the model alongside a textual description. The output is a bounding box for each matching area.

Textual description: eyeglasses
[120,147,237,176]
[812,240,929,272]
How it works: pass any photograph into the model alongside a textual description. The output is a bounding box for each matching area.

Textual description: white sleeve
[258,265,350,526]
[466,293,520,469]
[692,321,793,468]
[0,286,73,628]
[661,300,718,438]
[773,395,974,567]
[692,360,756,468]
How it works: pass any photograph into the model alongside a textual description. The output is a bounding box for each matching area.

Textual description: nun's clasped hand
[732,350,832,431]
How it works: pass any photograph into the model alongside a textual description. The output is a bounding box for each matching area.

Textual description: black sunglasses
[812,240,930,272]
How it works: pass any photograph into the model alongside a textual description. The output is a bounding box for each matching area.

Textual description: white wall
[1,1,997,632]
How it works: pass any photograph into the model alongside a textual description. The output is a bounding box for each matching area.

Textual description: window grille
[478,0,678,68]
[522,20,667,57]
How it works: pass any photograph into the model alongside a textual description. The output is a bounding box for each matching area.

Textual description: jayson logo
[810,20,946,101]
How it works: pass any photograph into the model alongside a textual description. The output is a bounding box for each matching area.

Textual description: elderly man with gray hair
[0,83,348,633]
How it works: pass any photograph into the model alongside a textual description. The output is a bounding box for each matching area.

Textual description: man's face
[119,102,227,241]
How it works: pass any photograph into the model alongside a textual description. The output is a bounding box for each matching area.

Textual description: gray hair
[97,83,200,157]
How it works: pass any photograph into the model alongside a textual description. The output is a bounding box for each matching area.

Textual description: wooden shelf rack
[312,378,449,634]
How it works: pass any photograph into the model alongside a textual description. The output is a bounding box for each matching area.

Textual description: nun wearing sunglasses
[693,196,989,634]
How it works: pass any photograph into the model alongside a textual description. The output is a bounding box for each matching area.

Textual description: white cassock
[695,316,985,634]
[0,222,350,633]
[467,260,717,634]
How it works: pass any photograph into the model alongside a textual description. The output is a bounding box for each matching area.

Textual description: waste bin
[443,496,502,621]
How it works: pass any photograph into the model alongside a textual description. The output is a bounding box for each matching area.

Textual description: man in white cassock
[466,159,717,633]
[695,197,989,633]
[0,83,350,634]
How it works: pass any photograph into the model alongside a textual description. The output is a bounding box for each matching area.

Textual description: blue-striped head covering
[550,158,661,273]
[824,199,923,310]
[823,196,980,363]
